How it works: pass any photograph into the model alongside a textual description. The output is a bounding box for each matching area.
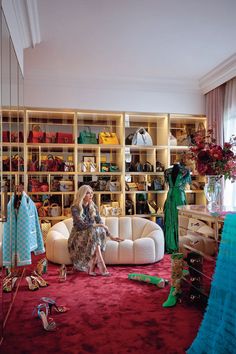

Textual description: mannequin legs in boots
[163,253,183,307]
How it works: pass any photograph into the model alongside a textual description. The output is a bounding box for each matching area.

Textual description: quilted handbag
[78,127,97,144]
[98,131,119,144]
[131,127,153,146]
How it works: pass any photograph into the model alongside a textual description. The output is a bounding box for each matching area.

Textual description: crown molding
[199,53,236,94]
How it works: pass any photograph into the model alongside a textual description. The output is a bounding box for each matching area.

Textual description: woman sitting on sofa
[68,185,123,276]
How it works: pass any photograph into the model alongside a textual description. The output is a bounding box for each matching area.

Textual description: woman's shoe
[26,276,39,291]
[41,297,69,314]
[97,261,110,276]
[88,258,97,276]
[58,264,67,282]
[31,271,49,287]
[162,286,181,307]
[3,277,18,293]
[34,303,56,331]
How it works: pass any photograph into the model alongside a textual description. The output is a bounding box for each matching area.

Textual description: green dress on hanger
[164,164,191,254]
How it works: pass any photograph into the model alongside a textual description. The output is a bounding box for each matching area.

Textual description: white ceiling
[24,0,236,93]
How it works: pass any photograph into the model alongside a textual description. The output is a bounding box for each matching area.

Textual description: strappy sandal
[97,261,110,276]
[33,303,56,331]
[41,297,69,314]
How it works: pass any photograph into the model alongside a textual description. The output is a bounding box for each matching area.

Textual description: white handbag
[131,127,153,146]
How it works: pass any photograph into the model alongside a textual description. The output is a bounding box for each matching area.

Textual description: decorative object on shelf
[78,127,97,144]
[131,127,153,146]
[98,131,119,144]
[185,129,236,211]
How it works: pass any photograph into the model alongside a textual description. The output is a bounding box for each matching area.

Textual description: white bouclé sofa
[46,216,164,265]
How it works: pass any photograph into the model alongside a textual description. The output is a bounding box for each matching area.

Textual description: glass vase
[204,175,221,212]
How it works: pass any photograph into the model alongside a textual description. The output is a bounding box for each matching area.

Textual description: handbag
[2,131,10,142]
[169,132,177,146]
[98,131,119,144]
[151,178,163,191]
[38,200,50,217]
[107,180,121,192]
[45,132,56,143]
[56,132,73,144]
[41,220,51,244]
[28,130,45,143]
[132,127,153,146]
[48,203,62,217]
[78,127,97,144]
[125,199,134,215]
[143,161,153,172]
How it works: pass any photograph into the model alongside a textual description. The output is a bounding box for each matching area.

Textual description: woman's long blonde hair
[72,185,96,218]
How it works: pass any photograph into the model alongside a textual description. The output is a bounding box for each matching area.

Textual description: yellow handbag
[98,131,119,144]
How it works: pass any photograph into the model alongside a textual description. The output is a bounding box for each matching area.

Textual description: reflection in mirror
[0,10,24,341]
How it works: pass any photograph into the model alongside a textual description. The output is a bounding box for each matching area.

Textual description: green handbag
[78,127,97,144]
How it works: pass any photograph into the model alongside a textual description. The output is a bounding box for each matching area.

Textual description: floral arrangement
[185,129,236,181]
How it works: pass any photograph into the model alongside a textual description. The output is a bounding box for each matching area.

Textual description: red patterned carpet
[1,255,207,354]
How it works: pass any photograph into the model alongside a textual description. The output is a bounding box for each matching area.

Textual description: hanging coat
[3,192,45,266]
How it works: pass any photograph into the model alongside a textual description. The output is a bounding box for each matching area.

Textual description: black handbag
[143,161,153,172]
[125,199,134,215]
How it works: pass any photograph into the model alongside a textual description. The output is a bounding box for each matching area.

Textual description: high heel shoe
[31,271,49,287]
[58,264,67,282]
[33,303,56,331]
[97,261,110,276]
[41,297,69,314]
[3,277,18,293]
[26,276,39,291]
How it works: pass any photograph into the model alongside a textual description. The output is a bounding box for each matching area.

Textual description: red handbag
[45,132,56,143]
[56,132,73,144]
[2,131,10,142]
[28,130,45,143]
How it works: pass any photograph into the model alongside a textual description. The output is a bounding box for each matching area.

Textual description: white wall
[24,77,205,114]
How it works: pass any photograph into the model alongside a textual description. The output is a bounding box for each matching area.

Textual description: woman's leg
[95,245,110,276]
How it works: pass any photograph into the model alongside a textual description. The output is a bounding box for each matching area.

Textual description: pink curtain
[205,85,225,145]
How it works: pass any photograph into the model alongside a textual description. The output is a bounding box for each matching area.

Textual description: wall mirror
[0,8,24,343]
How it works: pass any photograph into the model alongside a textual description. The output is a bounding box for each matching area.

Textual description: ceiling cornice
[199,53,236,94]
[2,0,41,49]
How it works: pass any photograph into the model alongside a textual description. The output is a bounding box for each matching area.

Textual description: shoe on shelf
[41,297,69,314]
[26,276,39,291]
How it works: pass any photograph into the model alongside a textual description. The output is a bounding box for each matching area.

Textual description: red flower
[184,130,236,181]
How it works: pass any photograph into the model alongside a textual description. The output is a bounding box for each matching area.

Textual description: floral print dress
[68,205,108,271]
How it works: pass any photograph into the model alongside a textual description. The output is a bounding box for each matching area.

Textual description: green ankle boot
[162,286,179,307]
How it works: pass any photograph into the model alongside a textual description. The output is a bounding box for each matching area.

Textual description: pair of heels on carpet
[3,273,18,293]
[26,271,49,291]
[33,297,69,332]
[88,259,110,277]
